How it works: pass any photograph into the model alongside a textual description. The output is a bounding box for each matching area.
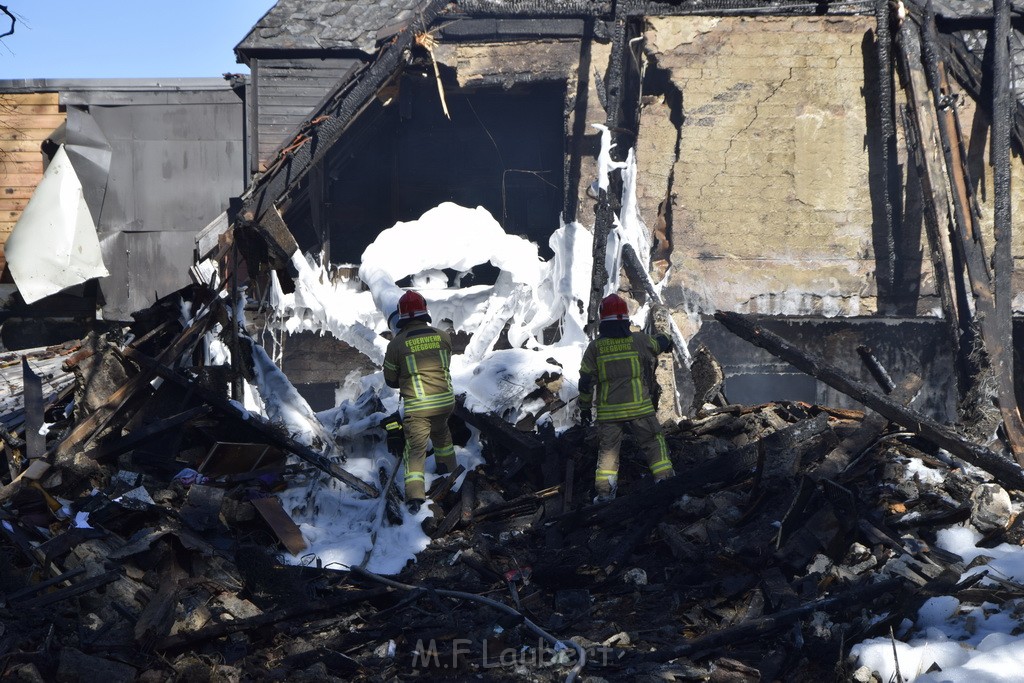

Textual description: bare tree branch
[0,5,14,39]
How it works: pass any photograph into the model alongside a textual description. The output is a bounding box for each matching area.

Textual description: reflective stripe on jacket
[383,321,455,416]
[578,331,670,422]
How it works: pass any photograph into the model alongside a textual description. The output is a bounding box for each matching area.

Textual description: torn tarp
[5,144,109,304]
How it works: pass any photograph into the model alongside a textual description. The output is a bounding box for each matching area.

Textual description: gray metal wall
[63,89,245,321]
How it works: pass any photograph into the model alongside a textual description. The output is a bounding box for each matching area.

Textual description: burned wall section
[693,316,957,420]
[279,330,377,412]
[641,16,899,325]
[433,37,613,233]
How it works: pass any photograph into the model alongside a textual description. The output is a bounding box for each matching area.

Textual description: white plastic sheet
[5,145,109,303]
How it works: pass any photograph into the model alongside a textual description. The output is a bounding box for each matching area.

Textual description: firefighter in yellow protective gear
[578,293,675,502]
[383,290,457,513]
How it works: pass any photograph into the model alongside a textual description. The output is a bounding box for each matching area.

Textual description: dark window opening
[318,77,566,266]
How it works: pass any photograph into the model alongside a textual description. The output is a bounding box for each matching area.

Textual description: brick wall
[642,16,888,323]
[635,14,1024,330]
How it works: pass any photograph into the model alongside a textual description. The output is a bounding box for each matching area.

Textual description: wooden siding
[255,57,361,170]
[0,92,63,273]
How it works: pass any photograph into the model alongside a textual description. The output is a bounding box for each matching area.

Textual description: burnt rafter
[912,0,1024,151]
[239,0,451,253]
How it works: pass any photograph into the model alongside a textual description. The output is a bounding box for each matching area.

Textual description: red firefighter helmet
[599,294,629,322]
[398,290,429,321]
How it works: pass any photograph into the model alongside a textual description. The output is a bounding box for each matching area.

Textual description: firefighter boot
[593,472,617,504]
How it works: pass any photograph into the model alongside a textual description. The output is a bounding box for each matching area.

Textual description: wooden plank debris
[251,495,309,556]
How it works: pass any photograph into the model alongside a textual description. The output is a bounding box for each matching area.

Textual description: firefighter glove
[579,407,592,426]
[383,416,405,456]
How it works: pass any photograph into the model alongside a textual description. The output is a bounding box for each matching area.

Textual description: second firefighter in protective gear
[578,293,675,502]
[383,290,457,513]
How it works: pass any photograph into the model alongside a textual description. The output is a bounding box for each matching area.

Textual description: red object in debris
[504,566,532,583]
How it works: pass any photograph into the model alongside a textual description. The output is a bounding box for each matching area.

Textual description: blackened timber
[54,314,209,462]
[921,10,1024,459]
[874,0,898,304]
[587,13,628,335]
[240,0,449,231]
[155,588,391,651]
[992,0,1023,465]
[83,405,212,461]
[124,349,379,499]
[715,311,1024,491]
[21,357,43,459]
[623,243,692,365]
[2,566,85,604]
[856,345,896,393]
[15,569,121,610]
[895,15,968,391]
[564,18,595,222]
[644,577,906,662]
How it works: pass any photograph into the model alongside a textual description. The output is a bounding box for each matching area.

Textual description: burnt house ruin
[213,0,1024,432]
[6,1,1024,680]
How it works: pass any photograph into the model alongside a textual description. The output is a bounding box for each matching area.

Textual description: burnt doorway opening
[323,76,565,269]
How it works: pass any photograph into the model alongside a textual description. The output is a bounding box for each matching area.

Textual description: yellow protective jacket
[383,320,455,416]
[578,331,671,422]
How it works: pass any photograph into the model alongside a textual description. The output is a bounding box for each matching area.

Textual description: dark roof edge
[235,47,374,64]
[233,4,282,58]
[239,0,452,253]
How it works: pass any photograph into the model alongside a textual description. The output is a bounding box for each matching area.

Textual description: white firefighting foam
[246,202,602,574]
[236,136,662,575]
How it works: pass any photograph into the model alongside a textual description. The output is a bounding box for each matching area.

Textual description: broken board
[252,496,308,556]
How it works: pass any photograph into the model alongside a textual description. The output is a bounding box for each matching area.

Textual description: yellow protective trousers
[402,411,456,500]
[595,414,674,495]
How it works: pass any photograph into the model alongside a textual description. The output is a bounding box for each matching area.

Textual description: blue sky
[1,1,277,80]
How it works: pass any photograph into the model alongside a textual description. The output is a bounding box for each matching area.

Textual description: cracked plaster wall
[640,16,898,333]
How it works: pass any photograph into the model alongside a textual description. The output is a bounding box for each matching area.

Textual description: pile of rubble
[0,288,1021,682]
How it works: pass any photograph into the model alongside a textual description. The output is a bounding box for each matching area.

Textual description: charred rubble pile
[0,291,1023,682]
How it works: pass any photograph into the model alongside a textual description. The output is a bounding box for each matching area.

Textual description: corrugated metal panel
[60,96,244,320]
[98,231,198,321]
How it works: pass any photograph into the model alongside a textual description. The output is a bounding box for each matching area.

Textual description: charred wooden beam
[715,311,1024,490]
[21,357,43,459]
[125,349,379,499]
[895,14,968,385]
[921,5,1024,460]
[991,0,1023,464]
[812,373,923,483]
[14,569,121,610]
[856,345,896,393]
[622,243,692,365]
[155,587,391,651]
[83,405,212,461]
[239,1,449,245]
[874,0,898,304]
[586,12,629,336]
[54,314,210,462]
